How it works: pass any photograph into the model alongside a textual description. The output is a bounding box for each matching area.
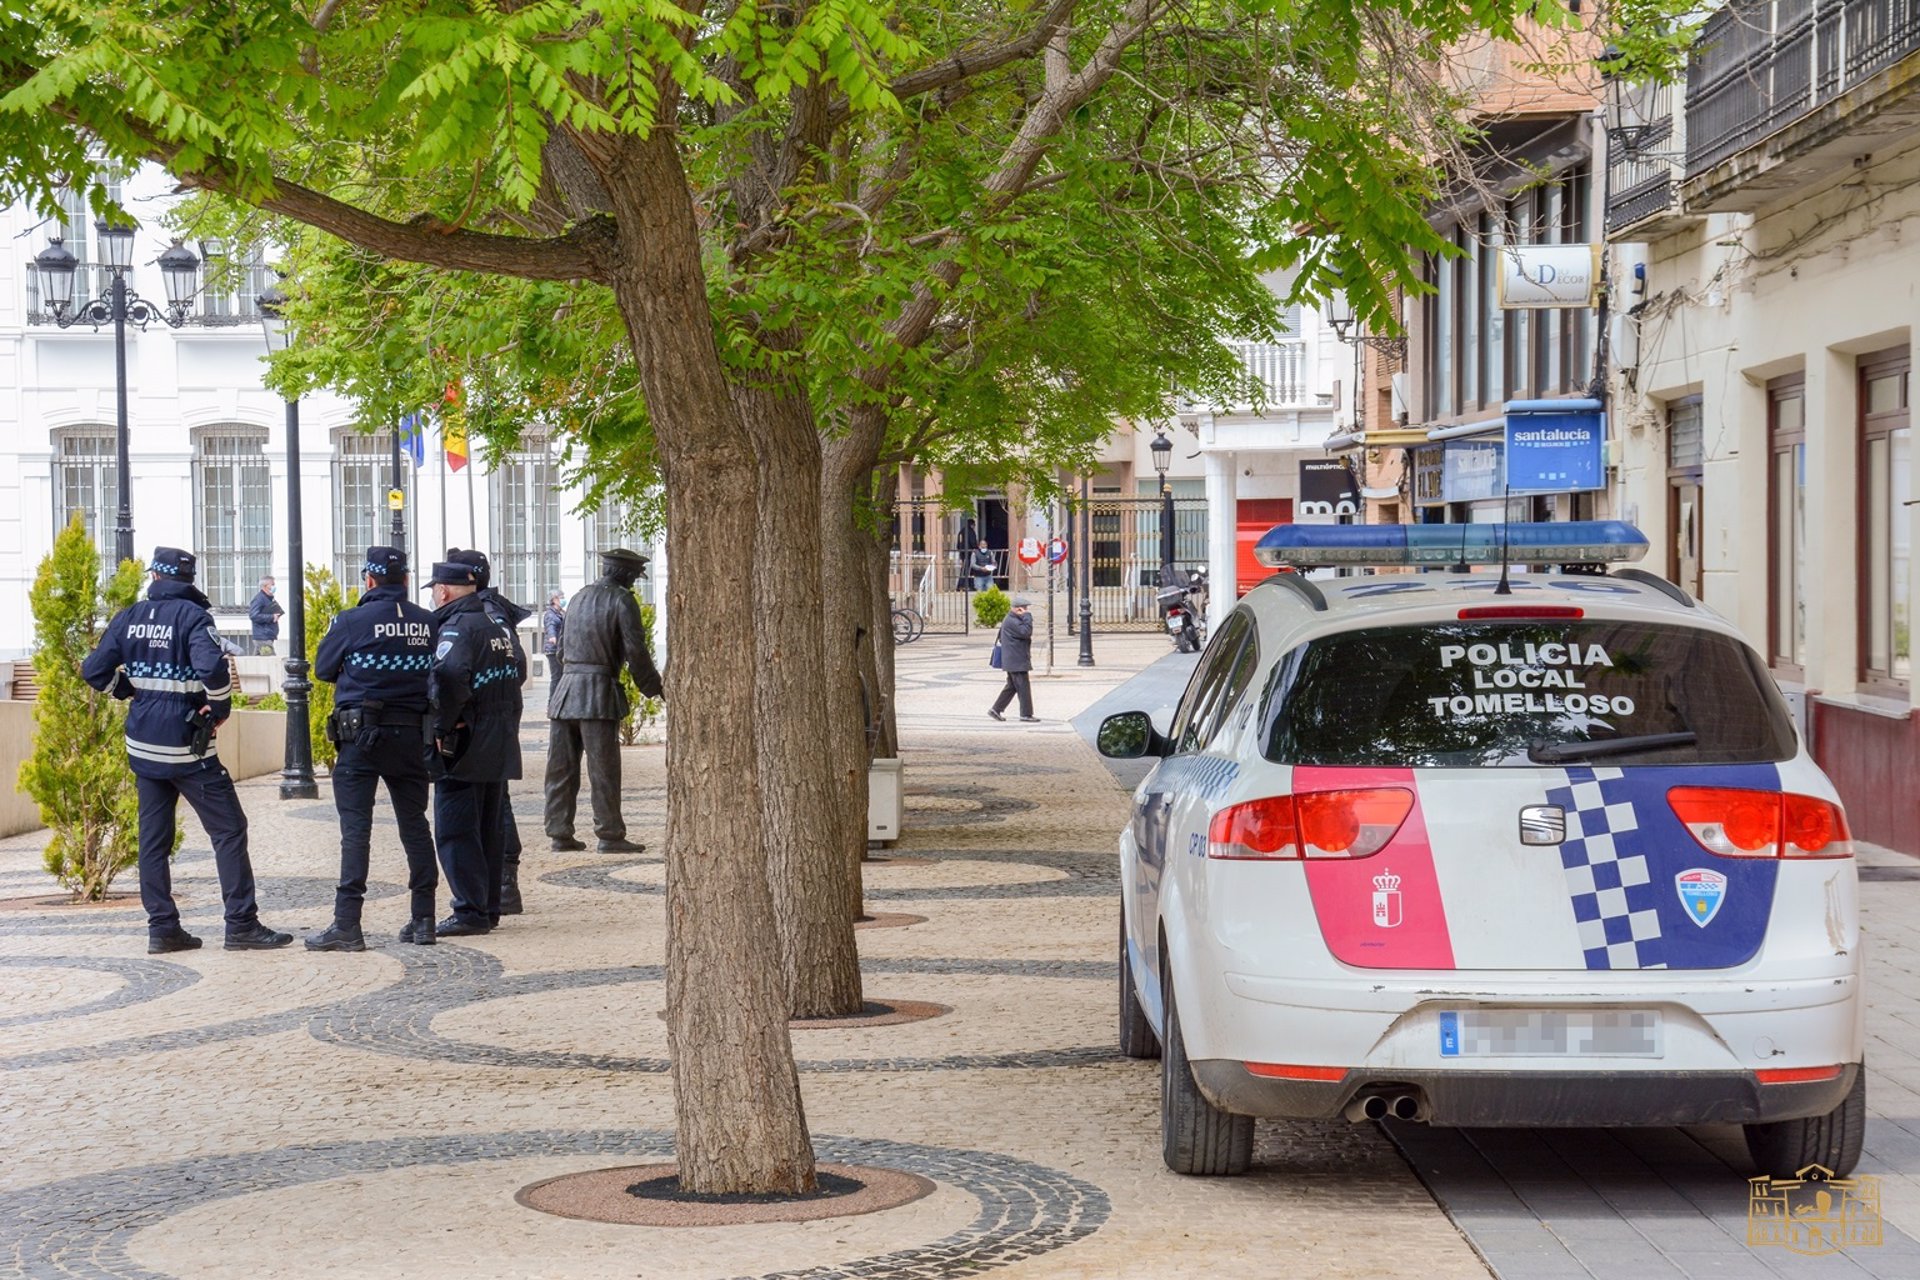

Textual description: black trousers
[436,778,507,925]
[136,765,259,934]
[332,726,438,926]
[991,671,1034,718]
[544,718,625,842]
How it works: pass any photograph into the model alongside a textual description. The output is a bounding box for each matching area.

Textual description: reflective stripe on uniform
[128,675,207,695]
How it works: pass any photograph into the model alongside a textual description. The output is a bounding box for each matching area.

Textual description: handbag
[989,641,1004,670]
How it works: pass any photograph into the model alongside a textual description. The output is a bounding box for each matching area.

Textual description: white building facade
[0,165,655,660]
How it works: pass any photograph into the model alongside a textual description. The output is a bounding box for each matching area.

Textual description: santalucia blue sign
[1505,400,1605,493]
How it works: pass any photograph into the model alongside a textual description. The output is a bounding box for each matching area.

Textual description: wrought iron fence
[1687,0,1920,176]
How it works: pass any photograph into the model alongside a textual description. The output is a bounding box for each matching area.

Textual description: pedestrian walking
[969,540,998,593]
[987,596,1038,722]
[306,546,440,952]
[445,548,532,915]
[542,590,566,683]
[426,558,527,935]
[545,549,663,854]
[80,547,292,953]
[247,576,283,656]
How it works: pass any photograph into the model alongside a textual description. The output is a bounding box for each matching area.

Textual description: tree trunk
[736,370,863,1018]
[865,482,901,760]
[821,423,885,880]
[600,133,813,1194]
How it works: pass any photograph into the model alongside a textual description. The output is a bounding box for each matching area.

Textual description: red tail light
[1755,1065,1845,1084]
[1666,787,1852,859]
[1456,605,1585,619]
[1208,788,1413,860]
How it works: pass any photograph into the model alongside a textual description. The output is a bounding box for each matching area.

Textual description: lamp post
[1077,473,1094,666]
[257,281,320,800]
[34,225,200,566]
[1150,427,1175,591]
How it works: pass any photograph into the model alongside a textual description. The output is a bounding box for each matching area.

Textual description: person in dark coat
[81,547,292,953]
[542,591,566,682]
[247,576,283,655]
[426,559,527,935]
[307,546,440,951]
[988,596,1038,722]
[444,548,532,915]
[956,516,978,590]
[545,549,662,853]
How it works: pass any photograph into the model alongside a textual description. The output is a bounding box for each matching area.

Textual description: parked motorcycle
[1156,567,1210,654]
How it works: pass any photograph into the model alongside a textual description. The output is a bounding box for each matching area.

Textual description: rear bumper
[1190,1060,1860,1127]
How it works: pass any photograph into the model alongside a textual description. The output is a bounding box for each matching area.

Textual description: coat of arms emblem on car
[1372,869,1402,929]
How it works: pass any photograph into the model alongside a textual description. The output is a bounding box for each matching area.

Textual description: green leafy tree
[303,565,357,772]
[0,0,1621,1194]
[18,518,143,900]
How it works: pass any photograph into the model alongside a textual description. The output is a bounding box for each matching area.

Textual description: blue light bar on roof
[1252,521,1650,568]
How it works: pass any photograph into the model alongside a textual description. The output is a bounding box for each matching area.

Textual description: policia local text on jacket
[307,546,440,952]
[80,546,291,953]
[427,561,528,934]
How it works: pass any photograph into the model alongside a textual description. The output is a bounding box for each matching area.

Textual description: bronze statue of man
[544,548,664,852]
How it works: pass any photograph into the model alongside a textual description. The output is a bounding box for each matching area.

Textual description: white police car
[1098,522,1864,1177]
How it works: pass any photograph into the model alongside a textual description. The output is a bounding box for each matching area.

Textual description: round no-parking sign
[1016,537,1043,566]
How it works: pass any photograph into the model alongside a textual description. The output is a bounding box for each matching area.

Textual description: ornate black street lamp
[34,225,200,567]
[1077,473,1094,667]
[1151,427,1175,591]
[257,279,320,800]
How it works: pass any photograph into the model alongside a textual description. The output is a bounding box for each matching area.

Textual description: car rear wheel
[1160,968,1253,1175]
[1743,1067,1866,1178]
[1118,911,1159,1060]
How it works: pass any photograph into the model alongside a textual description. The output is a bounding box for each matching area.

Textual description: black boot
[148,926,202,954]
[305,921,367,952]
[399,916,437,946]
[598,836,646,854]
[224,921,293,951]
[499,868,524,916]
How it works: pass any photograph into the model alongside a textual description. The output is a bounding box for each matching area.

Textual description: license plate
[1438,1009,1663,1058]
[1166,616,1184,631]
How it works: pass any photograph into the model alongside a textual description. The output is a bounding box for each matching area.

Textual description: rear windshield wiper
[1528,732,1698,763]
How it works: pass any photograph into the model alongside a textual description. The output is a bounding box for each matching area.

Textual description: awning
[1321,427,1433,452]
[1424,399,1604,442]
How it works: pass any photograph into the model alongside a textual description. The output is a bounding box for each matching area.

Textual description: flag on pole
[398,412,426,469]
[442,380,469,472]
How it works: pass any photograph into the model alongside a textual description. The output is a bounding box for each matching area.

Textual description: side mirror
[1097,710,1165,759]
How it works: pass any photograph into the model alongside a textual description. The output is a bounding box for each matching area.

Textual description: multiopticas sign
[1497,244,1600,309]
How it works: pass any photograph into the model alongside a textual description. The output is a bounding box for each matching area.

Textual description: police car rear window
[1261,621,1796,768]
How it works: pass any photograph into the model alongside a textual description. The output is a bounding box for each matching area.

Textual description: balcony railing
[1607,83,1683,231]
[1687,0,1920,177]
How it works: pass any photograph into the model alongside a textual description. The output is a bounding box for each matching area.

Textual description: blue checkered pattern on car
[1154,755,1240,801]
[126,661,199,682]
[1546,766,1665,971]
[472,664,520,688]
[347,651,431,672]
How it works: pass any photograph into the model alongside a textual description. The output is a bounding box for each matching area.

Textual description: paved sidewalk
[1,631,1914,1278]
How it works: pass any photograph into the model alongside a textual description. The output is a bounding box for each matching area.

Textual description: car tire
[1744,1066,1866,1178]
[1118,911,1160,1060]
[1160,968,1254,1176]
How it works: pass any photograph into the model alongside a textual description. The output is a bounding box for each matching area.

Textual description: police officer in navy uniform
[443,548,531,915]
[426,558,527,934]
[307,546,441,951]
[81,547,292,954]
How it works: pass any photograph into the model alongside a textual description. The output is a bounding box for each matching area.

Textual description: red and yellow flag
[442,380,469,472]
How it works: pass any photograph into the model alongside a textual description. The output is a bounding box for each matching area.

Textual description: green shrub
[18,518,145,900]
[973,585,1010,629]
[304,566,358,772]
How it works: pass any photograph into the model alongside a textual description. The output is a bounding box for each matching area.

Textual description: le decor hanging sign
[1497,244,1601,310]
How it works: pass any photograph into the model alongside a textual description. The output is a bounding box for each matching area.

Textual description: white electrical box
[868,757,903,845]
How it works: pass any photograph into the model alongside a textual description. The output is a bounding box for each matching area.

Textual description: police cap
[599,548,650,577]
[151,546,197,582]
[363,546,407,580]
[426,561,481,588]
[445,547,491,589]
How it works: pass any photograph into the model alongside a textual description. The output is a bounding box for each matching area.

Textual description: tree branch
[825,0,1080,129]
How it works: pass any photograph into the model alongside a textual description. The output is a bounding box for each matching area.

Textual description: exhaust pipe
[1343,1094,1390,1123]
[1390,1094,1423,1121]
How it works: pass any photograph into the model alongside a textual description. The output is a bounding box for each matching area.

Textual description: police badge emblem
[1372,868,1403,929]
[1676,868,1728,928]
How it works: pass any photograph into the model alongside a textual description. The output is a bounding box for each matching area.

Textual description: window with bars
[193,428,273,608]
[1859,349,1911,692]
[332,432,405,586]
[52,431,120,563]
[490,438,560,608]
[588,497,652,605]
[1768,375,1807,673]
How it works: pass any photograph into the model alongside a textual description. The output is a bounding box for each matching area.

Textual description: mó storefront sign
[1498,244,1600,310]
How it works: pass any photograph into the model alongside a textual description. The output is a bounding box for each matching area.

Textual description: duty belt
[339,705,430,727]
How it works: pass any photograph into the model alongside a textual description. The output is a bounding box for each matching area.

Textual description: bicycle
[891,603,926,644]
